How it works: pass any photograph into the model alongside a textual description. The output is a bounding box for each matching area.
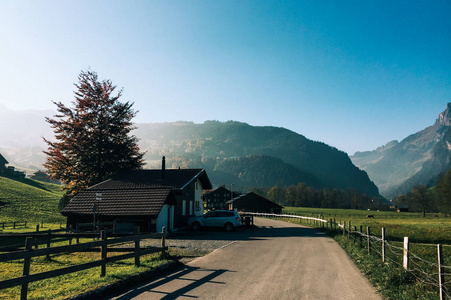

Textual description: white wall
[194,179,203,216]
[157,204,171,232]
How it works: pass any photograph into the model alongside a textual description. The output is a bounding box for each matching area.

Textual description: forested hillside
[136,121,380,197]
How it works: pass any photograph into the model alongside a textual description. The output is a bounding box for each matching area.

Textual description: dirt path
[107,218,382,299]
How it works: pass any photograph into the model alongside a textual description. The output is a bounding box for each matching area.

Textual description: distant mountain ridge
[351,103,451,199]
[0,105,380,197]
[135,120,380,196]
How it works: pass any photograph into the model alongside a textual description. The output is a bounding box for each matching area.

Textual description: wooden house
[204,186,240,211]
[62,157,212,232]
[0,153,8,174]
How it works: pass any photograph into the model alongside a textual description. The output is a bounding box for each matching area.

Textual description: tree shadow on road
[110,266,232,300]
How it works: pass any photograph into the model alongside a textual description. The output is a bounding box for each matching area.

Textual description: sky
[0,0,450,155]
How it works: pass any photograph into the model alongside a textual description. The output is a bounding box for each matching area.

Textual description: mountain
[135,121,379,196]
[0,104,52,170]
[351,103,451,199]
[0,105,380,197]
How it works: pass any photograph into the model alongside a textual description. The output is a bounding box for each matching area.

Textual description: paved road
[107,218,382,300]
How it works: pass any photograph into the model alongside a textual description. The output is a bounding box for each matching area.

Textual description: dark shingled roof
[0,153,8,165]
[90,169,212,190]
[226,192,283,211]
[62,188,176,217]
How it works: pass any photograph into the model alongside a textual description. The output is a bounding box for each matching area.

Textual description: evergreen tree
[435,170,451,215]
[43,70,144,194]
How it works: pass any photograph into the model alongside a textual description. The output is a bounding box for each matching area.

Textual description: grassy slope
[0,176,65,224]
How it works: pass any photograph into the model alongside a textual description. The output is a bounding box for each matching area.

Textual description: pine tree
[435,170,451,215]
[44,70,145,194]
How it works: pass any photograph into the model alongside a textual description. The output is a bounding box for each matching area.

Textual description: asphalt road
[107,218,382,300]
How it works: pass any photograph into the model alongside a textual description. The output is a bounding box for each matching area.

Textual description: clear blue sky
[0,0,450,154]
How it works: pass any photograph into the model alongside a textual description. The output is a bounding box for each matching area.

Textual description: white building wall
[157,204,171,232]
[194,179,203,216]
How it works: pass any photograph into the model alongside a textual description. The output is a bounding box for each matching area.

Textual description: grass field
[0,176,65,224]
[284,206,451,244]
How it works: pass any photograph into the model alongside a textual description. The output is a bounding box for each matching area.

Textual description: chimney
[162,156,166,179]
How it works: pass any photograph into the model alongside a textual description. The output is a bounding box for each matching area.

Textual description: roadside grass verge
[0,246,177,300]
[280,207,451,299]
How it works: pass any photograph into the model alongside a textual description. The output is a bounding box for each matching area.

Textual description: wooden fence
[246,212,450,300]
[0,221,27,229]
[0,227,168,300]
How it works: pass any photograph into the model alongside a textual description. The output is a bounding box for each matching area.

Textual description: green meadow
[0,176,65,225]
[284,206,451,244]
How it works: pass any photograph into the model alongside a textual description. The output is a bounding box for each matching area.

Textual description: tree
[406,185,434,217]
[435,170,451,215]
[44,70,145,195]
[267,185,285,205]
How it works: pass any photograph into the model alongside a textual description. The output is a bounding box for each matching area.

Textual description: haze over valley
[3,103,451,200]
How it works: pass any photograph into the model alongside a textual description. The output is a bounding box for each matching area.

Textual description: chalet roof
[62,188,176,217]
[0,153,8,165]
[90,169,212,190]
[227,192,283,210]
[205,186,240,198]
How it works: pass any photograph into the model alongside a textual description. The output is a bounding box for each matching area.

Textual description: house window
[195,181,199,190]
[182,200,186,216]
[189,201,193,215]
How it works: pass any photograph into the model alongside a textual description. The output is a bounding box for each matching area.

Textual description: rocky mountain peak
[436,102,451,127]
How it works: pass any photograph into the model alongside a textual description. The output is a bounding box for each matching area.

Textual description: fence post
[382,227,385,262]
[359,225,363,248]
[161,226,167,255]
[34,224,39,249]
[21,237,33,300]
[101,230,107,277]
[343,221,346,236]
[46,229,51,260]
[76,224,80,244]
[348,221,351,239]
[134,226,140,267]
[438,244,444,300]
[367,227,371,254]
[334,218,337,231]
[403,237,409,270]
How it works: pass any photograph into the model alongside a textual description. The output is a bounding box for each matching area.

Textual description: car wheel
[224,222,234,232]
[191,222,201,231]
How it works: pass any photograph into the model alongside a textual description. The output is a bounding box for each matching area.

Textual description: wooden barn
[227,192,283,214]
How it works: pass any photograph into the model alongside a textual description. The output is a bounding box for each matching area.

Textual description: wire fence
[244,212,450,300]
